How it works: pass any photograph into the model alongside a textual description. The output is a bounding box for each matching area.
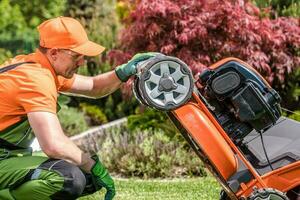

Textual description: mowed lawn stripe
[79,177,221,200]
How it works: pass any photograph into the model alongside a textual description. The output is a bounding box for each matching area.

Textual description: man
[0,16,155,200]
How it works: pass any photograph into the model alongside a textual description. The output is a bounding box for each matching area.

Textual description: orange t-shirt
[0,49,75,131]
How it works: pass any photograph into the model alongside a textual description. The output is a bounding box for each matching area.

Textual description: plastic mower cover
[133,54,194,111]
[199,59,282,132]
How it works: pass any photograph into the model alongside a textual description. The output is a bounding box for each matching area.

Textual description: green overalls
[0,63,96,200]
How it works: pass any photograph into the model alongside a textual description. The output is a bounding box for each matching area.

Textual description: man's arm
[65,53,158,98]
[28,111,95,172]
[66,70,122,98]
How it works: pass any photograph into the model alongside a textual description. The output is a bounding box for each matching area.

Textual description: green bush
[58,105,89,136]
[0,0,27,40]
[277,68,300,111]
[102,94,139,120]
[92,127,206,178]
[288,111,300,122]
[281,1,300,17]
[57,95,89,136]
[80,103,108,125]
[0,48,12,64]
[252,0,300,17]
[0,0,66,54]
[128,108,178,137]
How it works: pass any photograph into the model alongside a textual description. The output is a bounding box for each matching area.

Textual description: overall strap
[0,118,29,150]
[0,62,35,74]
[0,138,24,150]
[0,118,33,160]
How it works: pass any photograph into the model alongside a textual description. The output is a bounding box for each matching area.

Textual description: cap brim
[71,40,105,56]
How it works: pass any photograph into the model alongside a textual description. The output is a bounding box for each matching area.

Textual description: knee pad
[38,159,87,200]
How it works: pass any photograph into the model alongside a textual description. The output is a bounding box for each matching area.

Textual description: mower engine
[198,59,282,142]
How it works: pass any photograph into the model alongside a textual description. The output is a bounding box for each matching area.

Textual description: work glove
[90,155,116,200]
[115,52,158,82]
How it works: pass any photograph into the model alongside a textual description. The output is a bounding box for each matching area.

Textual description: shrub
[288,111,300,122]
[281,1,300,17]
[58,95,89,136]
[252,0,300,17]
[58,105,89,136]
[251,0,300,110]
[108,0,300,101]
[0,0,27,40]
[279,68,300,110]
[0,0,66,54]
[0,48,12,64]
[116,0,132,21]
[103,93,140,120]
[80,103,108,125]
[77,124,206,178]
[102,129,206,178]
[128,108,178,137]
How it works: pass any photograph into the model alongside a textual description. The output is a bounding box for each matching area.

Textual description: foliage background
[79,125,206,178]
[109,0,299,108]
[0,0,66,55]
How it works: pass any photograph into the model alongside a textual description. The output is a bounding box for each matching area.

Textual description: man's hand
[91,155,116,200]
[115,52,158,82]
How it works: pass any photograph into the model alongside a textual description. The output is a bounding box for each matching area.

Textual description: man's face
[49,49,85,78]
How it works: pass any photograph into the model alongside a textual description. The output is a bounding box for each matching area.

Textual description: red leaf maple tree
[108,0,300,91]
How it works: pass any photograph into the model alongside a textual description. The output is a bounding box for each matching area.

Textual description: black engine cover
[199,59,281,133]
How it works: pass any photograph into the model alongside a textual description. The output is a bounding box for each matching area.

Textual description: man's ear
[47,48,59,61]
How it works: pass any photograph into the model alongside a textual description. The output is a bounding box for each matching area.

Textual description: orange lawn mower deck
[133,55,300,200]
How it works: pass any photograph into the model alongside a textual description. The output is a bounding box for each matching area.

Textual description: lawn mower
[132,54,300,200]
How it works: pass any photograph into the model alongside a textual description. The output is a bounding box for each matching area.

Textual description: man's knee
[38,159,86,199]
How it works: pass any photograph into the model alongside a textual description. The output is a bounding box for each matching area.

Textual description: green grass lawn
[79,177,221,200]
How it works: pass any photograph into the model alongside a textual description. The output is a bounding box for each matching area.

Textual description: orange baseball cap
[38,16,105,56]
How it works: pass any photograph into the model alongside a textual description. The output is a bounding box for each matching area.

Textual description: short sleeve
[16,71,57,114]
[57,75,76,92]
